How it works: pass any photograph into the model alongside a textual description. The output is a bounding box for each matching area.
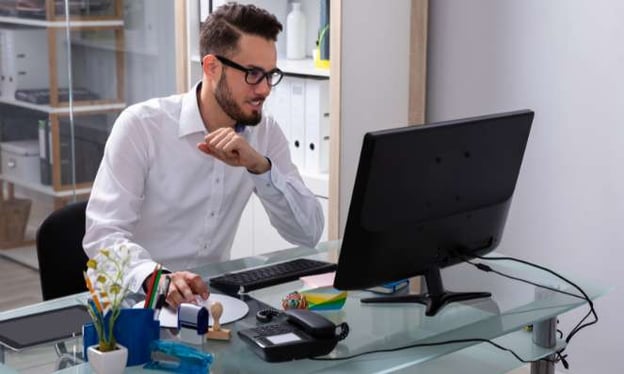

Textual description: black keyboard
[209,258,337,294]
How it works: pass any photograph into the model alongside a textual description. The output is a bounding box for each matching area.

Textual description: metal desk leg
[0,345,5,364]
[531,317,557,374]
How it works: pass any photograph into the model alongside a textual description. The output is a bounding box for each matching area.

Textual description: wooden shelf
[278,58,329,78]
[0,174,91,198]
[0,98,126,114]
[71,35,157,56]
[0,15,123,28]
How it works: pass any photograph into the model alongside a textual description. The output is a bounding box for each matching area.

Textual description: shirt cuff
[249,159,285,197]
[128,260,160,294]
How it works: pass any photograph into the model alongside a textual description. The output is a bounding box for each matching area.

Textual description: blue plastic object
[177,303,209,334]
[143,340,213,373]
[83,308,160,366]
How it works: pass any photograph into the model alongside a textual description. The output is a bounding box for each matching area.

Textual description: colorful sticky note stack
[300,287,347,311]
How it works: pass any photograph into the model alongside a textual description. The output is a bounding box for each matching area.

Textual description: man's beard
[215,75,263,126]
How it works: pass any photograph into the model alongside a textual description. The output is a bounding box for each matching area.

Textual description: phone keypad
[252,323,295,337]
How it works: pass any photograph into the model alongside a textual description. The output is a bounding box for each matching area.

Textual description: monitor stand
[360,267,491,317]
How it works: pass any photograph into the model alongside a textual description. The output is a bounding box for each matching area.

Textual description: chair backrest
[36,200,89,300]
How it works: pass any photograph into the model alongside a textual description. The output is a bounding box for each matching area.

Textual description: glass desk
[0,241,608,373]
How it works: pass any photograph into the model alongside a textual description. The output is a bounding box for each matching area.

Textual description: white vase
[286,2,306,59]
[87,343,128,374]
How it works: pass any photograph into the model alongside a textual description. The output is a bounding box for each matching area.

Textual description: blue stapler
[144,340,213,373]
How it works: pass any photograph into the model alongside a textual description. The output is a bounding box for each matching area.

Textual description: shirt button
[216,178,220,184]
[266,183,271,188]
[210,212,215,217]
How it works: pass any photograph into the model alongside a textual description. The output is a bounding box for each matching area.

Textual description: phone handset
[284,309,350,341]
[284,309,336,339]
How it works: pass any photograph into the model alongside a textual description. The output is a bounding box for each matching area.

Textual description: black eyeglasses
[215,55,284,87]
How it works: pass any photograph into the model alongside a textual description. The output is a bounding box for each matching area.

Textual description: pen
[154,275,171,320]
[144,264,161,309]
[148,268,163,309]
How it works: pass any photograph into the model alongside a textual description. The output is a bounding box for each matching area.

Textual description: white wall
[427,1,624,373]
[124,0,176,104]
[338,0,412,232]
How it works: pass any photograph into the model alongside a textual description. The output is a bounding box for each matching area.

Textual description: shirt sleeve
[249,120,324,247]
[82,109,161,293]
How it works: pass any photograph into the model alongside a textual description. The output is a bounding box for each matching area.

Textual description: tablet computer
[0,304,91,351]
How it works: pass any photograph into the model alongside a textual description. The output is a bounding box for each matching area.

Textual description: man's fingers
[164,271,210,308]
[213,131,235,150]
[197,142,212,154]
[205,127,232,146]
[166,290,184,308]
[222,137,240,155]
[188,274,210,300]
[172,273,194,299]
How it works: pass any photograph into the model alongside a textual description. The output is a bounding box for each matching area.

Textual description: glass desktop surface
[0,241,609,373]
[240,242,606,373]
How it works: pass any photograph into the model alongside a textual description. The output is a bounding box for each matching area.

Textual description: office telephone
[238,309,349,362]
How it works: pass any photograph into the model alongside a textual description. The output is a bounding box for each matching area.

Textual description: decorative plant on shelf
[84,245,134,352]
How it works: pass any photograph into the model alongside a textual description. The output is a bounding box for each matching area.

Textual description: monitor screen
[333,110,534,316]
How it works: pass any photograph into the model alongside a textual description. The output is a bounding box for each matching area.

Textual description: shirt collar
[178,81,207,138]
[178,81,251,138]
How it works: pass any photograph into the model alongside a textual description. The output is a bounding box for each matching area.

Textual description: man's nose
[254,78,272,96]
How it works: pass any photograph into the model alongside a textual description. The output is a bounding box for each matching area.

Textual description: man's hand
[164,271,210,308]
[197,127,270,174]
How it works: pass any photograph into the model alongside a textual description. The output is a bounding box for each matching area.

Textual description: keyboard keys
[209,258,337,293]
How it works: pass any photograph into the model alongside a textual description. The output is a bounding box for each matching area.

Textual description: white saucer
[133,294,249,328]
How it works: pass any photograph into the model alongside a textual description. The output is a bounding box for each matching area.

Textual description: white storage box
[0,140,40,184]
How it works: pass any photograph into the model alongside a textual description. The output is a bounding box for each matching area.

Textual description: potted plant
[84,245,134,374]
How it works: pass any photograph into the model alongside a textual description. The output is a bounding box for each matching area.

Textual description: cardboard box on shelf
[0,197,31,248]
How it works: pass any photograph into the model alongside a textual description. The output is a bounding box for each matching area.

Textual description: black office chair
[36,200,89,300]
[35,200,90,369]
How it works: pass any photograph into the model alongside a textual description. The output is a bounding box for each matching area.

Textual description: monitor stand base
[360,267,491,316]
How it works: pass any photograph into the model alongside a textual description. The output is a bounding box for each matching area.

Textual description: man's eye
[247,69,265,80]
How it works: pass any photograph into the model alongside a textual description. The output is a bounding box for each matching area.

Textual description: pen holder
[83,308,160,366]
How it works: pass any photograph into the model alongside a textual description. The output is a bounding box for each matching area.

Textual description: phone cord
[337,322,350,341]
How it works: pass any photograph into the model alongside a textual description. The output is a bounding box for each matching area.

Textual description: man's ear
[202,54,221,82]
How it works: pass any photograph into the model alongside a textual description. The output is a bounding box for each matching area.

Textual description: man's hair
[199,2,283,58]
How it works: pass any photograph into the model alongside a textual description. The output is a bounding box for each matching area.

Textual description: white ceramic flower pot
[87,343,128,374]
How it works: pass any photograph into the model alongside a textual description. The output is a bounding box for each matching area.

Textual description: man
[83,3,324,307]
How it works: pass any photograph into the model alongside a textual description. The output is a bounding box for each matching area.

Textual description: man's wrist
[142,269,171,292]
[247,156,271,174]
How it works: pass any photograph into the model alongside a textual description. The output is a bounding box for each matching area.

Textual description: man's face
[214,35,277,126]
[214,72,260,126]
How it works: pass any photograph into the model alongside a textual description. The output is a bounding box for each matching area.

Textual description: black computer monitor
[333,110,534,316]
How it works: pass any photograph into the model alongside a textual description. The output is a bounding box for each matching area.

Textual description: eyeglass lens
[246,69,283,87]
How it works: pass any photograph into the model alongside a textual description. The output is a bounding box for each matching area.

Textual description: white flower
[85,244,136,351]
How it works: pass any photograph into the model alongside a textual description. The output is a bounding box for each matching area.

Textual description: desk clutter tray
[0,305,91,350]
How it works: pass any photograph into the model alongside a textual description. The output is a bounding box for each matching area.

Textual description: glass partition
[0,0,176,307]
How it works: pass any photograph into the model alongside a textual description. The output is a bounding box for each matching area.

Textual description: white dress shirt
[83,83,324,292]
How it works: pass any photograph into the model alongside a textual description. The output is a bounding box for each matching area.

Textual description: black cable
[336,322,350,341]
[469,253,599,368]
[472,254,598,343]
[311,337,535,363]
[466,261,585,300]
